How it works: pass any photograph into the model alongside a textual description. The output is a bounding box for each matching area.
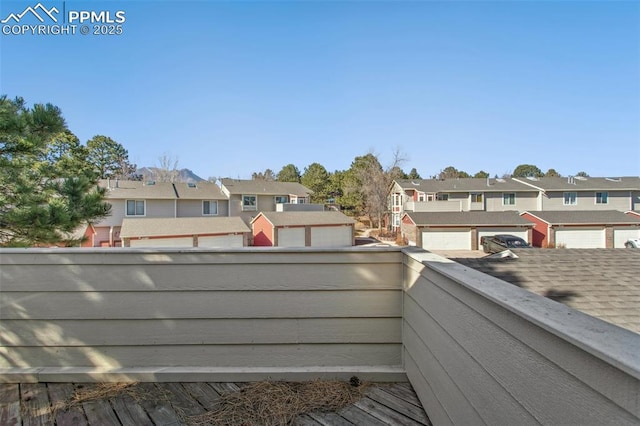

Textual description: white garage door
[129,237,193,248]
[555,228,605,248]
[311,226,352,247]
[199,235,244,248]
[613,228,640,248]
[422,228,471,250]
[478,228,529,243]
[277,227,305,247]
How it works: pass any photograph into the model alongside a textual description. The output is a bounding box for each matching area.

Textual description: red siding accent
[521,213,548,248]
[80,225,96,248]
[402,215,415,225]
[251,214,274,246]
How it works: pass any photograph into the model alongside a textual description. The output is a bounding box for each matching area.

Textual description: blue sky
[1,0,639,179]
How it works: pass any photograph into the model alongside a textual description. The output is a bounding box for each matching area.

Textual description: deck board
[366,385,431,424]
[81,399,120,426]
[354,396,425,426]
[180,383,221,411]
[1,381,430,425]
[47,383,88,426]
[134,383,182,425]
[109,393,153,426]
[21,383,51,426]
[0,383,21,426]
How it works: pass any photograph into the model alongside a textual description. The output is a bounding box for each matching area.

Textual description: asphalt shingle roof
[405,211,533,226]
[174,182,227,200]
[453,249,640,334]
[514,176,640,191]
[221,179,312,196]
[394,178,537,193]
[121,217,249,238]
[254,211,355,227]
[99,180,177,199]
[522,210,640,225]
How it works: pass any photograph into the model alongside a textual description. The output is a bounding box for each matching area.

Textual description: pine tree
[0,96,111,247]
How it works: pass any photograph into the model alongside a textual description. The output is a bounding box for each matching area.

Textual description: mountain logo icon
[1,3,59,24]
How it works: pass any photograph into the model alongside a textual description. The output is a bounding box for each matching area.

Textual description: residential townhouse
[513,176,640,212]
[389,178,539,230]
[174,181,229,217]
[219,179,313,225]
[94,179,179,247]
[390,176,640,249]
[92,179,316,247]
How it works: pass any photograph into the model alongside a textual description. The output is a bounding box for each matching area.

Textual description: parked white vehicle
[625,238,640,248]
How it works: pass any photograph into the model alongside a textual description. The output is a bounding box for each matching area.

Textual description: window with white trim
[417,192,426,202]
[563,192,577,205]
[437,193,449,201]
[242,195,257,211]
[471,193,483,203]
[503,193,516,206]
[126,200,145,216]
[203,200,218,215]
[595,192,608,204]
[274,195,289,204]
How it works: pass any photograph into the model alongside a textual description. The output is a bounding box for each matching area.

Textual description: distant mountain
[136,167,205,183]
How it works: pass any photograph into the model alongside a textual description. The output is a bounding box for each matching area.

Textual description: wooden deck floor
[0,381,431,425]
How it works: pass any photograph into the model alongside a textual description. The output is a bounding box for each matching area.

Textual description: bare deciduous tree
[347,148,407,230]
[154,153,180,182]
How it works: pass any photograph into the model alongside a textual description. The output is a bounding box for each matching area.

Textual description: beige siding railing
[402,247,640,425]
[0,248,405,382]
[1,247,639,425]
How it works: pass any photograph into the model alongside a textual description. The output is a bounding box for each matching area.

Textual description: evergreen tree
[407,168,421,179]
[277,163,301,182]
[86,135,136,179]
[0,96,111,246]
[512,164,543,178]
[301,163,330,203]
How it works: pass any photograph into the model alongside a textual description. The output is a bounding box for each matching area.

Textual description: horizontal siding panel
[0,343,402,368]
[0,249,403,266]
[406,269,639,425]
[0,263,402,292]
[0,290,402,320]
[404,351,452,426]
[403,297,536,424]
[419,263,640,417]
[1,318,402,346]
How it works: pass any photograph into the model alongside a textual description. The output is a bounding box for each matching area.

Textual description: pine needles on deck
[188,379,368,426]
